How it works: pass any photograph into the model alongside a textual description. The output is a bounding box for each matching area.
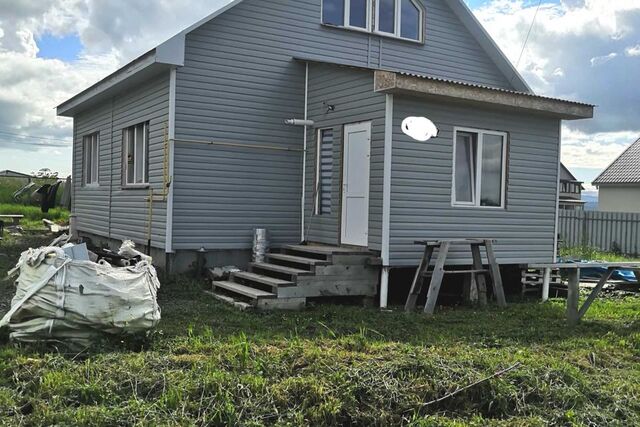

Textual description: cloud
[625,44,640,56]
[0,0,231,175]
[473,0,640,178]
[590,52,617,66]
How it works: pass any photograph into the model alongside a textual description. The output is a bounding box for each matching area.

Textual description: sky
[0,0,638,191]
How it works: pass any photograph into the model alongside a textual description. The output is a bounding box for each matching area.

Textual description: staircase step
[284,244,373,256]
[232,271,294,289]
[212,281,276,300]
[267,253,329,267]
[250,262,312,278]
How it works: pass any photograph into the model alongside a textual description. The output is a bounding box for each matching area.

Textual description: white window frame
[315,128,334,216]
[122,122,149,187]
[375,0,424,42]
[321,0,373,31]
[83,132,99,187]
[451,127,508,209]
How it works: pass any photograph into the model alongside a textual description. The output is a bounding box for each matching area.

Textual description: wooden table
[530,262,640,325]
[406,239,506,314]
[0,215,24,226]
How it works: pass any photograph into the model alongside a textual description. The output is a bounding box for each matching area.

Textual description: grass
[0,204,69,231]
[1,237,640,426]
[559,246,640,263]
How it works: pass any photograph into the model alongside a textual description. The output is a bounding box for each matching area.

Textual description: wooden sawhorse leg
[423,242,451,315]
[566,268,580,325]
[470,244,488,307]
[405,246,434,311]
[484,240,506,307]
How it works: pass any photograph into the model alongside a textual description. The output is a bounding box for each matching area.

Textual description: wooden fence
[558,209,640,256]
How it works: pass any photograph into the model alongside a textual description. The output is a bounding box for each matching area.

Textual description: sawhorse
[405,239,507,314]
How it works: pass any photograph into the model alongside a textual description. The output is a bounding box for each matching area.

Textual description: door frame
[340,121,371,247]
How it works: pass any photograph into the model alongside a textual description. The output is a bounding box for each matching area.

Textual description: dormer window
[322,0,371,30]
[322,0,424,42]
[376,0,423,41]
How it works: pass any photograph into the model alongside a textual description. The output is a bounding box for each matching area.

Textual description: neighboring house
[593,137,640,213]
[559,163,585,210]
[57,0,593,305]
[0,170,32,180]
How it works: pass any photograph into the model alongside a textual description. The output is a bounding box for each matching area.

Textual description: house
[558,163,585,210]
[57,0,593,307]
[0,170,32,180]
[593,137,640,213]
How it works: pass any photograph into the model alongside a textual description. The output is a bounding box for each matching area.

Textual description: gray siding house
[57,0,593,306]
[593,137,640,213]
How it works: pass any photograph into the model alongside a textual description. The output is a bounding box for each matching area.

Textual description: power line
[0,128,72,144]
[511,0,543,84]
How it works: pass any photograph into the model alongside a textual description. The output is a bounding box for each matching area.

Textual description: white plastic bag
[0,242,161,348]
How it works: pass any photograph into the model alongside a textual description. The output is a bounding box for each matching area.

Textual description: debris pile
[0,238,161,349]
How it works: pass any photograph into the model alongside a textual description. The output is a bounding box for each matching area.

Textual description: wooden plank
[250,262,311,276]
[531,262,640,269]
[203,290,253,311]
[405,246,434,311]
[470,244,488,307]
[578,268,615,320]
[212,281,276,299]
[484,240,506,307]
[424,242,450,315]
[232,271,294,288]
[415,238,492,246]
[266,253,329,266]
[566,268,580,325]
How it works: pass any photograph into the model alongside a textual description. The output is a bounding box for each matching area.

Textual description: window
[315,129,334,215]
[452,128,507,208]
[83,133,99,186]
[322,0,371,30]
[376,0,423,41]
[123,122,149,186]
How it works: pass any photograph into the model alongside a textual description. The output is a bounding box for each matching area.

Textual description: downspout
[380,94,394,308]
[165,67,177,254]
[553,123,562,262]
[301,61,309,243]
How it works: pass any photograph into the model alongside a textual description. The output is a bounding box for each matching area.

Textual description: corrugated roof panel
[593,137,640,184]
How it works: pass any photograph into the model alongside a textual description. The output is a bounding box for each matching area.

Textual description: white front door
[341,122,371,247]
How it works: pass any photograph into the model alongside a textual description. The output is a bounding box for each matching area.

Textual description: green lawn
[1,237,639,426]
[560,246,640,263]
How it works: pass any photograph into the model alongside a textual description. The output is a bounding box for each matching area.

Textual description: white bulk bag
[0,242,161,348]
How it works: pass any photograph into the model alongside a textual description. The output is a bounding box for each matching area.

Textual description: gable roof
[593,137,640,185]
[0,170,32,179]
[58,0,531,116]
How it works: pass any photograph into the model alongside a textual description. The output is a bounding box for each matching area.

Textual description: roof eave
[374,70,594,120]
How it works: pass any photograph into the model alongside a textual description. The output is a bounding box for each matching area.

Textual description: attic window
[376,0,424,41]
[322,0,371,30]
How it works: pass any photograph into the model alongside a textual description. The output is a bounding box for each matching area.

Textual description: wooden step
[250,262,312,278]
[212,281,276,300]
[267,253,329,267]
[232,271,294,289]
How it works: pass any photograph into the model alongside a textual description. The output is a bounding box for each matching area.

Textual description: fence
[558,209,640,256]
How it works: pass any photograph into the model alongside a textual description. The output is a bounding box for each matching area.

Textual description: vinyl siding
[304,64,386,249]
[172,0,511,251]
[72,72,170,248]
[390,96,561,266]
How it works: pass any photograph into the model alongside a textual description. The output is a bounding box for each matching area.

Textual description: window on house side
[376,0,423,41]
[83,133,99,186]
[315,129,334,215]
[378,0,395,33]
[323,0,345,26]
[123,122,149,186]
[453,129,507,208]
[322,0,370,30]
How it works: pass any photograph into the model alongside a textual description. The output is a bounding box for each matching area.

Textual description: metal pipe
[301,62,309,243]
[173,138,302,153]
[284,119,315,127]
[380,267,390,308]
